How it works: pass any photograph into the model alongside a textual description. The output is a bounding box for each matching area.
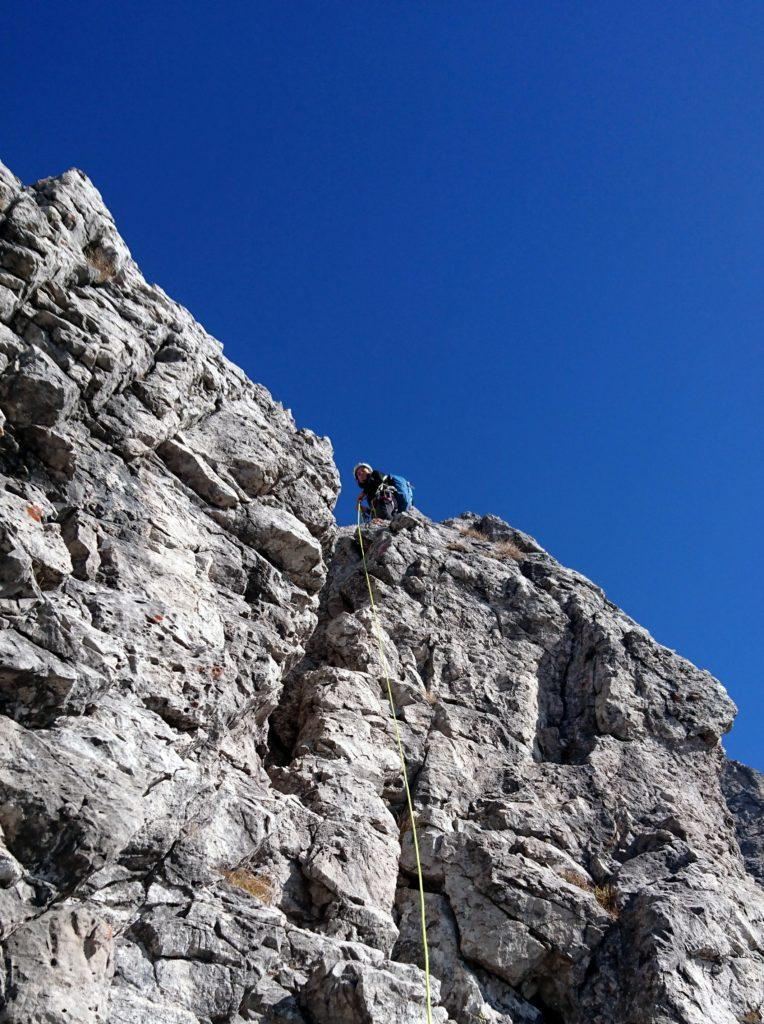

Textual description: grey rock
[1,906,115,1023]
[0,827,23,886]
[723,759,764,885]
[60,509,100,579]
[235,501,325,593]
[158,435,241,509]
[302,955,449,1024]
[0,159,760,1024]
[0,344,79,427]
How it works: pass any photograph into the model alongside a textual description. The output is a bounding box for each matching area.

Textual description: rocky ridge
[0,161,761,1024]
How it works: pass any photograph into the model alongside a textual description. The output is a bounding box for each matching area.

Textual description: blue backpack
[388,474,414,512]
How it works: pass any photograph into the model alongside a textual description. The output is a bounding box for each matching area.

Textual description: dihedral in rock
[0,161,761,1024]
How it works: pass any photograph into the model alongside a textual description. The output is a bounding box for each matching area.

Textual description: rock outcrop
[723,760,764,888]
[0,161,761,1024]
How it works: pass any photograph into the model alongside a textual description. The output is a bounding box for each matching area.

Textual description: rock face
[0,161,761,1024]
[723,760,764,887]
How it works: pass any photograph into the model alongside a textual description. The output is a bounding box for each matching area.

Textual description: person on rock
[354,463,414,522]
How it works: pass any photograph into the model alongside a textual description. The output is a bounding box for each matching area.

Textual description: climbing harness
[355,507,433,1024]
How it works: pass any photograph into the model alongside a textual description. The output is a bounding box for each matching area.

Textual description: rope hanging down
[355,507,433,1024]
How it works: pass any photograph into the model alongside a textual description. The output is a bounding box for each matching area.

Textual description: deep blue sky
[3,3,762,769]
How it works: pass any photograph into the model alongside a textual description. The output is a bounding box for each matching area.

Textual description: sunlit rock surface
[0,162,761,1024]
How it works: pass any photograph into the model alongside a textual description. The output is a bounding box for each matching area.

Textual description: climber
[354,463,414,522]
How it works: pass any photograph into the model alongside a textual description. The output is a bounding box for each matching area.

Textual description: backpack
[387,474,414,512]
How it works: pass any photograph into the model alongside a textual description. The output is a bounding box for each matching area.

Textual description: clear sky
[3,2,762,769]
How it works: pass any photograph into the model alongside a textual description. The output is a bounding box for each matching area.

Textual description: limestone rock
[2,907,115,1024]
[158,435,240,509]
[302,956,449,1024]
[0,160,760,1024]
[723,759,764,885]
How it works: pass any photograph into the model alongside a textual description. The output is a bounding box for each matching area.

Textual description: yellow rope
[355,507,433,1023]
